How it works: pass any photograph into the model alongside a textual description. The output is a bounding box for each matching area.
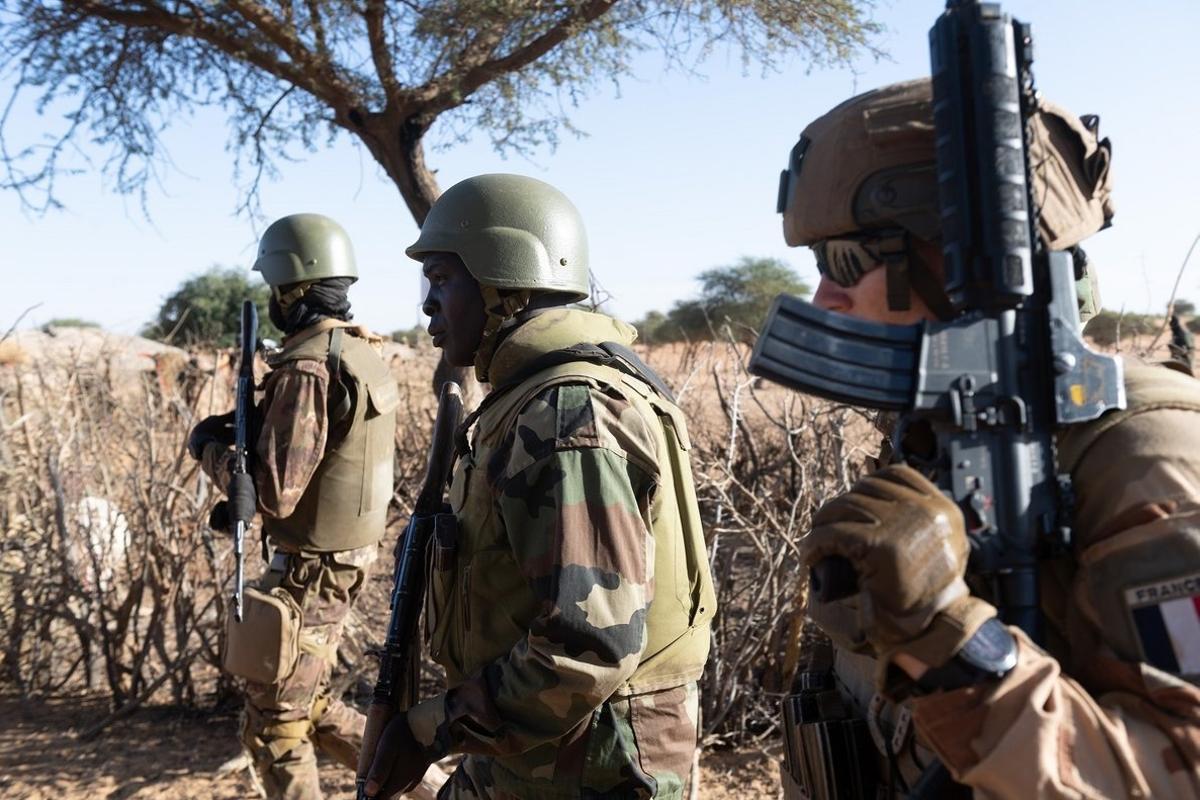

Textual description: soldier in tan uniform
[188,214,400,800]
[361,174,716,799]
[775,80,1200,798]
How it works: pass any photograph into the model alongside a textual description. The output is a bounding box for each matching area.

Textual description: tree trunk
[350,110,483,407]
[351,111,440,225]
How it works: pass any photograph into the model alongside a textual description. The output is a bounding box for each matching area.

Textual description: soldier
[1169,313,1195,375]
[362,173,717,799]
[188,213,400,800]
[775,80,1200,797]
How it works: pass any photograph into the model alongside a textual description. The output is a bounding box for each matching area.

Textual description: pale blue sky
[3,1,1198,337]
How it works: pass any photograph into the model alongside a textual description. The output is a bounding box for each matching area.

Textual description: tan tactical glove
[803,464,996,687]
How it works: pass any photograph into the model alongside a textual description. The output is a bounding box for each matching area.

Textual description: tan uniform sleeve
[910,403,1200,798]
[199,360,330,518]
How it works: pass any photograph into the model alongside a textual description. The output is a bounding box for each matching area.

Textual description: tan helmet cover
[778,78,1115,250]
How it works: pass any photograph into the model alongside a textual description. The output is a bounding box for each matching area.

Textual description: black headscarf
[269,277,355,335]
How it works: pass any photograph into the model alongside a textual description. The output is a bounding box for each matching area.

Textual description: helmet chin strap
[472,285,531,383]
[273,282,313,308]
[884,234,955,322]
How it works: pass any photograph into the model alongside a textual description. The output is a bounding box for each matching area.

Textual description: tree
[143,266,280,346]
[1173,298,1196,317]
[657,256,809,342]
[1,1,877,221]
[631,309,668,344]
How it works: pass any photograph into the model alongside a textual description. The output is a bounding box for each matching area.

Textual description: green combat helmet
[253,213,359,288]
[777,78,1114,321]
[407,173,590,380]
[407,173,589,297]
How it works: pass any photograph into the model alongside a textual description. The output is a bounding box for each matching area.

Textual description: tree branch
[417,0,619,115]
[63,1,357,112]
[364,0,402,106]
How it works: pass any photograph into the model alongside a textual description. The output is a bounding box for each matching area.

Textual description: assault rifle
[229,299,258,623]
[356,381,464,800]
[752,0,1125,637]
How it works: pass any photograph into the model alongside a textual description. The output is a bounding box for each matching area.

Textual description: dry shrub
[0,341,28,366]
[639,334,877,745]
[0,343,232,708]
[0,330,876,751]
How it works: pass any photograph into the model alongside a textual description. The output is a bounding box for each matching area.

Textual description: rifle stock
[356,381,464,799]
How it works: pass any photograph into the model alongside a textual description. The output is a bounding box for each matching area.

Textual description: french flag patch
[1125,573,1200,677]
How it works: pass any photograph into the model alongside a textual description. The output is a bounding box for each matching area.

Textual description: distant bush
[42,318,100,331]
[637,257,810,344]
[390,325,430,347]
[1083,309,1158,346]
[142,266,280,347]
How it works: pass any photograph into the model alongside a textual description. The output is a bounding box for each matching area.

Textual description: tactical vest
[426,358,717,693]
[262,325,399,553]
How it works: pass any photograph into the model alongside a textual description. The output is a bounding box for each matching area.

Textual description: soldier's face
[812,237,942,326]
[422,253,487,368]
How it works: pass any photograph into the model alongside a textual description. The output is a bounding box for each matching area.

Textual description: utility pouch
[223,586,302,685]
[781,665,880,800]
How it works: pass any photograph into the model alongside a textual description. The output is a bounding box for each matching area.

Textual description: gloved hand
[364,712,434,799]
[187,410,236,460]
[803,464,996,682]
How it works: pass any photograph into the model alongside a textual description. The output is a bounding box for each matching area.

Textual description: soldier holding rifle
[188,213,400,800]
[359,174,716,799]
[754,2,1200,797]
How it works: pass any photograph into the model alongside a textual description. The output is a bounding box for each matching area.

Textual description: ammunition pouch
[781,670,880,800]
[224,586,302,685]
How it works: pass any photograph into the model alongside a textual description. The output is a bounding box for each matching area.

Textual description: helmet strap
[473,285,531,383]
[877,233,912,312]
[881,233,955,322]
[273,282,313,309]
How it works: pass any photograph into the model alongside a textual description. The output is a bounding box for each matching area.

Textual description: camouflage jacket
[406,308,713,799]
[201,354,328,519]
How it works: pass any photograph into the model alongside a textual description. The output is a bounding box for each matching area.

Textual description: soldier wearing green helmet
[362,174,717,799]
[189,213,399,800]
[774,79,1200,799]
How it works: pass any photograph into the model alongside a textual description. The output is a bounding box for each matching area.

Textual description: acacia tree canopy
[0,0,878,223]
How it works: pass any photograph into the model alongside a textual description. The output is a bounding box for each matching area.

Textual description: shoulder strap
[495,341,676,403]
[454,346,670,458]
[325,327,354,448]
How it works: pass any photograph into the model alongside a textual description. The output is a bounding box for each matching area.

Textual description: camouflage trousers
[437,682,700,800]
[240,543,377,800]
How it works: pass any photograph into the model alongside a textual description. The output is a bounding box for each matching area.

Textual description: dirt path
[0,694,781,799]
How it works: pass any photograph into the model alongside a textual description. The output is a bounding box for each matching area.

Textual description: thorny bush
[0,334,876,748]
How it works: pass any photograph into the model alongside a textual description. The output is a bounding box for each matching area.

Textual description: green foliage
[143,267,279,347]
[41,318,99,331]
[644,257,810,343]
[632,310,669,345]
[0,1,880,217]
[1172,298,1195,316]
[1082,309,1158,347]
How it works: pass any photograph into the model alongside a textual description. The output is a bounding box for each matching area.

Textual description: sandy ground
[0,693,781,800]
